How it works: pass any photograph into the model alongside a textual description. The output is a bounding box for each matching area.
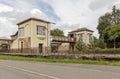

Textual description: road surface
[0,60,120,79]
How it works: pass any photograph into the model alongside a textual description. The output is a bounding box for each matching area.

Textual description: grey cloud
[0,10,49,37]
[0,0,49,37]
[0,0,120,38]
[0,0,37,11]
[52,22,82,36]
[89,0,119,11]
[0,11,48,23]
[0,18,17,37]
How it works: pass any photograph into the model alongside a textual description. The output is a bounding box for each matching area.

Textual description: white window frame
[18,28,24,36]
[79,33,84,40]
[37,25,46,35]
[88,34,92,41]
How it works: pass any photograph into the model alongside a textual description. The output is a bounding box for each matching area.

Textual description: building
[0,18,94,53]
[50,28,94,52]
[50,36,75,53]
[0,37,12,52]
[68,28,94,45]
[10,18,51,53]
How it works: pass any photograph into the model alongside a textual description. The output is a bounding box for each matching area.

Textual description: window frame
[79,33,84,40]
[18,27,24,37]
[88,33,92,41]
[36,25,46,35]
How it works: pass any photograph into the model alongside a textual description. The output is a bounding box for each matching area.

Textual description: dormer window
[37,25,46,35]
[18,28,24,36]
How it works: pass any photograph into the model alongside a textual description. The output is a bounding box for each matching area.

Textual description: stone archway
[0,44,9,49]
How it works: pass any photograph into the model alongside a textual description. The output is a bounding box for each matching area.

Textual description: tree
[89,37,106,49]
[50,28,64,36]
[96,38,106,49]
[75,39,85,51]
[97,5,120,48]
[97,13,112,38]
[97,6,120,37]
[112,6,120,24]
[89,37,97,49]
[104,24,120,48]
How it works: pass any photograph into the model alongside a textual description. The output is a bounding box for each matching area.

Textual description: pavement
[0,60,120,79]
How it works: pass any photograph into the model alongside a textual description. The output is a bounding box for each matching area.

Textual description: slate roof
[17,17,53,25]
[69,27,94,33]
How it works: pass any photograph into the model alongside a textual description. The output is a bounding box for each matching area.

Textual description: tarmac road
[0,60,120,79]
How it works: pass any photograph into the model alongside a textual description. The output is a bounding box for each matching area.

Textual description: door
[39,44,43,53]
[21,42,23,53]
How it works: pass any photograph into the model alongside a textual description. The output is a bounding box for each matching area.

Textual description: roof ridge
[17,17,53,25]
[69,27,94,33]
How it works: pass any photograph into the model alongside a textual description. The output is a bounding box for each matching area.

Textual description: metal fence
[1,47,120,60]
[0,46,71,55]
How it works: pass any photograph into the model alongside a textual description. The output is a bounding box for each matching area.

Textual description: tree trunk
[114,39,116,49]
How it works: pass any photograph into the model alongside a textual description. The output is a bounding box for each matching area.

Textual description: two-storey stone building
[0,18,94,53]
[10,18,51,53]
[68,28,94,45]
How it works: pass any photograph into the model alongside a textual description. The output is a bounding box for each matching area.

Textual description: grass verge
[0,55,120,66]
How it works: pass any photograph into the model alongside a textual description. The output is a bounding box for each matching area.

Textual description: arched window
[0,44,8,49]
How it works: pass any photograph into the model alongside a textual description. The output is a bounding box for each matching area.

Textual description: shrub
[96,39,106,49]
[94,48,120,54]
[75,39,85,52]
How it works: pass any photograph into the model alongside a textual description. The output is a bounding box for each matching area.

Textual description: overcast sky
[0,0,120,38]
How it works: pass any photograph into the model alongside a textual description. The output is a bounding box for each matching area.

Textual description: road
[0,60,120,79]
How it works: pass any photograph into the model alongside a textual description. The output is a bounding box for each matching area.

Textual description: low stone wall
[1,53,120,61]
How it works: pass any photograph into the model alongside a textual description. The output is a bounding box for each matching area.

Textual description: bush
[96,39,106,49]
[75,39,85,52]
[94,48,120,54]
[77,48,120,54]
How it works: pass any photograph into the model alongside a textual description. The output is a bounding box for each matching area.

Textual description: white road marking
[2,65,60,79]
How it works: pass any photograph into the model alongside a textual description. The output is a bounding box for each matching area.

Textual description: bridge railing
[51,36,76,42]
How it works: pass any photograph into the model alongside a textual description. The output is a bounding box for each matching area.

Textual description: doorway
[21,41,23,53]
[39,43,43,53]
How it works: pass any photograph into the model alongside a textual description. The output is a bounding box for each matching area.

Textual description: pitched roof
[17,18,53,25]
[0,37,12,41]
[69,27,94,33]
[11,31,18,37]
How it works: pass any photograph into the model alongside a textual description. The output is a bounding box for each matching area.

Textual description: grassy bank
[0,55,120,66]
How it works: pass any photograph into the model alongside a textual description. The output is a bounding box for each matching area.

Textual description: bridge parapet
[51,36,76,43]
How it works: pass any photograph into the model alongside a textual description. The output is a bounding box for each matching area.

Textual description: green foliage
[89,37,97,49]
[94,48,120,54]
[97,13,112,37]
[75,37,106,53]
[75,39,85,52]
[104,24,120,48]
[96,38,106,49]
[104,24,120,41]
[89,37,106,49]
[1,55,120,66]
[97,6,120,38]
[97,5,120,48]
[112,5,120,24]
[50,28,64,36]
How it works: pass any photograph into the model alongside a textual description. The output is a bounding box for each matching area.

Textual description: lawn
[0,55,120,66]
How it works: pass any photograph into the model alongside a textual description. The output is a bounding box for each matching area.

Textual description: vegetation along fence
[1,47,120,60]
[0,47,120,54]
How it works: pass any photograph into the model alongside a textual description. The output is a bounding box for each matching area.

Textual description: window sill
[18,36,24,38]
[37,35,46,40]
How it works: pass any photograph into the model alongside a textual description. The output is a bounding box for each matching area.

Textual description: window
[69,34,74,38]
[0,44,8,49]
[37,25,46,35]
[79,33,84,40]
[88,34,92,41]
[18,28,24,36]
